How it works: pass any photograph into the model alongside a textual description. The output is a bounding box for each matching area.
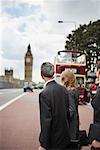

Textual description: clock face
[26,58,31,63]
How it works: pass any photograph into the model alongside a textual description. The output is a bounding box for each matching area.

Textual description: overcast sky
[0,0,100,82]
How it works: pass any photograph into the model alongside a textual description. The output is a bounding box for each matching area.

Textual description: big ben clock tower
[24,44,33,82]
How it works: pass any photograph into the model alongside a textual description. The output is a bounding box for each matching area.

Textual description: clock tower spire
[24,44,33,82]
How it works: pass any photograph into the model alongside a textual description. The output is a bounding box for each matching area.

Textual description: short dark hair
[41,62,54,77]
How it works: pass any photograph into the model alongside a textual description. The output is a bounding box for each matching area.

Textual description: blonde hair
[61,71,76,89]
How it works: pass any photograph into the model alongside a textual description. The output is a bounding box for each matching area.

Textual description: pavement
[79,104,93,150]
[0,90,93,150]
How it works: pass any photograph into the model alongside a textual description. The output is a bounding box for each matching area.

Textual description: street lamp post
[58,20,77,49]
[58,20,77,30]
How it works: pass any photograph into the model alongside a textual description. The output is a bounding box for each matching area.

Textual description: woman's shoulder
[69,88,80,99]
[68,88,79,92]
[68,88,77,95]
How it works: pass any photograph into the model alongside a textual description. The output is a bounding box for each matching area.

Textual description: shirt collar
[44,79,55,88]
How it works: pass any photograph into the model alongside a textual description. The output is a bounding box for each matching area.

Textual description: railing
[56,57,85,65]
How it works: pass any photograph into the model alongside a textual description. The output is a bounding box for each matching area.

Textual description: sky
[0,0,100,82]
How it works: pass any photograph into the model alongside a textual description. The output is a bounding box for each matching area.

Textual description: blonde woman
[61,71,80,140]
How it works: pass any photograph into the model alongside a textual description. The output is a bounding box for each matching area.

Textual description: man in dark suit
[91,86,100,124]
[39,62,70,150]
[90,85,100,149]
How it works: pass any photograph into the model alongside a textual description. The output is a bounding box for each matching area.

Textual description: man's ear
[42,75,44,80]
[41,72,44,79]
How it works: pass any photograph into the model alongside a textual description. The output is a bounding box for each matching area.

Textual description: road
[0,89,93,150]
[0,89,24,107]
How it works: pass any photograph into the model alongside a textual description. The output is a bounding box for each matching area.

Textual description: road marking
[0,93,27,111]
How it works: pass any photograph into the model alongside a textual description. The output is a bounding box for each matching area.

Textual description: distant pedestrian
[90,81,97,100]
[79,84,87,105]
[39,62,70,150]
[61,71,80,141]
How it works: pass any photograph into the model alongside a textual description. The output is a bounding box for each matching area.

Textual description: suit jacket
[39,80,70,149]
[91,87,100,124]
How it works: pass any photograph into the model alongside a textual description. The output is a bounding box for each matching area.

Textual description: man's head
[41,62,54,81]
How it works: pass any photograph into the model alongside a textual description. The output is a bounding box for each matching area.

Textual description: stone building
[24,44,33,82]
[0,69,24,88]
[4,69,13,82]
[0,44,33,88]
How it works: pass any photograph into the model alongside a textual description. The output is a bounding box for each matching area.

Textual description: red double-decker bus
[54,50,86,86]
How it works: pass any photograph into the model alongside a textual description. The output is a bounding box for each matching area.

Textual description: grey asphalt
[0,89,23,106]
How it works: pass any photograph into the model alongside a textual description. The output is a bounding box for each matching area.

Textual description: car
[23,82,33,92]
[33,82,44,89]
[37,83,44,89]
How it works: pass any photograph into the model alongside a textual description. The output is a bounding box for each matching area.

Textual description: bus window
[54,50,86,86]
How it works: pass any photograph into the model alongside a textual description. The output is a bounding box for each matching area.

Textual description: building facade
[4,69,13,82]
[24,44,33,82]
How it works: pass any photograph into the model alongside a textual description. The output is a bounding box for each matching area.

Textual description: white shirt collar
[44,79,55,88]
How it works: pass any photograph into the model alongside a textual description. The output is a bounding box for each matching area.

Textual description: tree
[65,20,100,71]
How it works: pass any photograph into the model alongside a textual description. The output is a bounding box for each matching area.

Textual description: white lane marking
[0,93,27,111]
